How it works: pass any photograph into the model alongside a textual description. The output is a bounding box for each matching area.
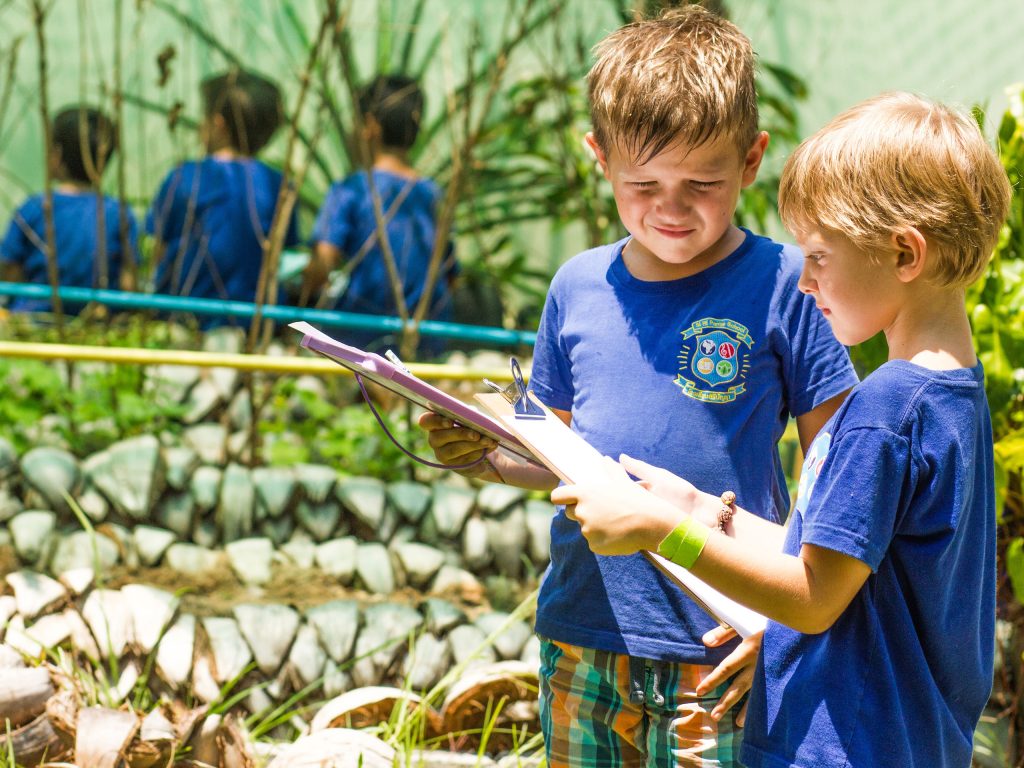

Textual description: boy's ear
[740,131,770,188]
[584,132,611,179]
[890,227,928,282]
[361,115,382,143]
[47,146,63,176]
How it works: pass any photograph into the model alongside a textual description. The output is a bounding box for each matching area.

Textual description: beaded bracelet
[718,491,737,533]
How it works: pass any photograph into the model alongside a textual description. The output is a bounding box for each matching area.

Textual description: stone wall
[0,430,552,593]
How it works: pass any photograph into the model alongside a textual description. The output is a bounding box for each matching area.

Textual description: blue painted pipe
[0,282,537,348]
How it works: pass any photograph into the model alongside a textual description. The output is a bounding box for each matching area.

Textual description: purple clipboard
[289,322,538,464]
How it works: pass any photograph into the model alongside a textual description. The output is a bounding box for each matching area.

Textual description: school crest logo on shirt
[676,317,753,403]
[795,431,831,517]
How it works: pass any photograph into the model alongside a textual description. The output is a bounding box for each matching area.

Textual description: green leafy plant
[969,88,1024,763]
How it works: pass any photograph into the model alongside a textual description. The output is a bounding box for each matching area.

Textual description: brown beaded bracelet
[718,491,737,532]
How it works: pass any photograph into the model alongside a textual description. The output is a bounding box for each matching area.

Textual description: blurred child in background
[1,105,138,314]
[146,68,299,328]
[304,74,457,357]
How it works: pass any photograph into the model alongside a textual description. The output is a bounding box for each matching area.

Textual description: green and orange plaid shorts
[539,637,744,768]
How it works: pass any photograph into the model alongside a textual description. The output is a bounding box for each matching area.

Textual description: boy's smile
[588,131,767,281]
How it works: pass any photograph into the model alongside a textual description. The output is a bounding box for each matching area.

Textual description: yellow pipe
[0,341,520,383]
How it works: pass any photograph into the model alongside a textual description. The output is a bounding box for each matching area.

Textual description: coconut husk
[310,686,442,735]
[0,667,55,728]
[266,728,396,768]
[0,711,67,766]
[217,714,255,768]
[44,688,78,749]
[439,661,540,752]
[74,707,139,768]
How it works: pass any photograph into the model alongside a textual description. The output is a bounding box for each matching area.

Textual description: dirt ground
[0,544,533,619]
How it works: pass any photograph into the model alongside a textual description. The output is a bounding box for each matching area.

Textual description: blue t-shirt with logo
[146,158,299,325]
[741,361,995,768]
[530,232,858,663]
[0,192,138,313]
[311,170,457,355]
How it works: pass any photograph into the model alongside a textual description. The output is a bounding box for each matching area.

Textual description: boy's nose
[656,194,689,217]
[797,265,815,295]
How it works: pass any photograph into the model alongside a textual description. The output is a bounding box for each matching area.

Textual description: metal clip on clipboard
[483,357,545,420]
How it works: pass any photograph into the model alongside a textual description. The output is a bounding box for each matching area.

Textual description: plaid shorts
[539,637,744,768]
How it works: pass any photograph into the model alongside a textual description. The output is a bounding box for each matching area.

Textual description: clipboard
[476,389,768,639]
[289,322,539,465]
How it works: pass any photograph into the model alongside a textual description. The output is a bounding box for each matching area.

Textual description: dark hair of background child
[357,74,424,150]
[200,69,283,155]
[52,106,117,185]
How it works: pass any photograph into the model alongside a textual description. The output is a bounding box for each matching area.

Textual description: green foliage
[130,0,808,334]
[260,377,432,481]
[975,92,1024,516]
[0,314,193,454]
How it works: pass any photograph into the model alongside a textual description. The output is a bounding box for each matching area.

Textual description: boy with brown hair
[1,106,138,314]
[304,74,457,357]
[555,92,1010,767]
[421,7,857,766]
[146,69,299,327]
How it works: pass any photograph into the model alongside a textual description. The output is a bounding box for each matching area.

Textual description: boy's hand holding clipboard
[289,322,765,638]
[475,380,768,639]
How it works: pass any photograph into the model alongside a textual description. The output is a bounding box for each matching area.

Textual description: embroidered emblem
[795,432,831,517]
[676,317,753,403]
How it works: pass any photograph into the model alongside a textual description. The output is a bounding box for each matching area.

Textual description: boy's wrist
[656,515,710,569]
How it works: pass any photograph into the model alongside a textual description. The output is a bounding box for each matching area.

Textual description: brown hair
[587,5,758,164]
[779,92,1011,287]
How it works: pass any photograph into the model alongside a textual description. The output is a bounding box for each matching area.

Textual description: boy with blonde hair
[556,91,1010,767]
[421,7,857,766]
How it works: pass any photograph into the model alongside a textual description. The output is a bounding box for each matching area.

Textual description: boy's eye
[691,180,720,191]
[629,181,657,189]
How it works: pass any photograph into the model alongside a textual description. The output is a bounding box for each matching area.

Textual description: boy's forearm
[688,533,867,635]
[729,507,787,549]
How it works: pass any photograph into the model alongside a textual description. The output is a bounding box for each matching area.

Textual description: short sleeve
[800,426,911,570]
[0,205,35,266]
[529,285,575,411]
[775,262,859,416]
[311,183,355,251]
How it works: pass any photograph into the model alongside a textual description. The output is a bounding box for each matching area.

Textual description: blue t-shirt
[311,170,456,353]
[531,232,858,663]
[146,157,299,324]
[0,192,139,313]
[741,361,995,768]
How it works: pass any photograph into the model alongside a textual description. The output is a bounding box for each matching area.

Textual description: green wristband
[656,516,710,569]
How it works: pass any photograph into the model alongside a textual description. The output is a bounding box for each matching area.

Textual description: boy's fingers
[737,700,748,728]
[429,427,492,450]
[696,638,758,695]
[550,485,579,507]
[618,453,659,481]
[709,666,754,721]
[418,411,459,431]
[702,624,738,647]
[710,684,743,721]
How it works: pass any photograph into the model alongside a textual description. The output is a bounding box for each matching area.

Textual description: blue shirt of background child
[311,170,456,341]
[0,192,138,314]
[530,232,859,663]
[146,157,299,324]
[741,361,995,768]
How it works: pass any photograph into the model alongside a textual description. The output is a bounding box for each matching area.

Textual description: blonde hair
[588,5,758,164]
[779,92,1011,287]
